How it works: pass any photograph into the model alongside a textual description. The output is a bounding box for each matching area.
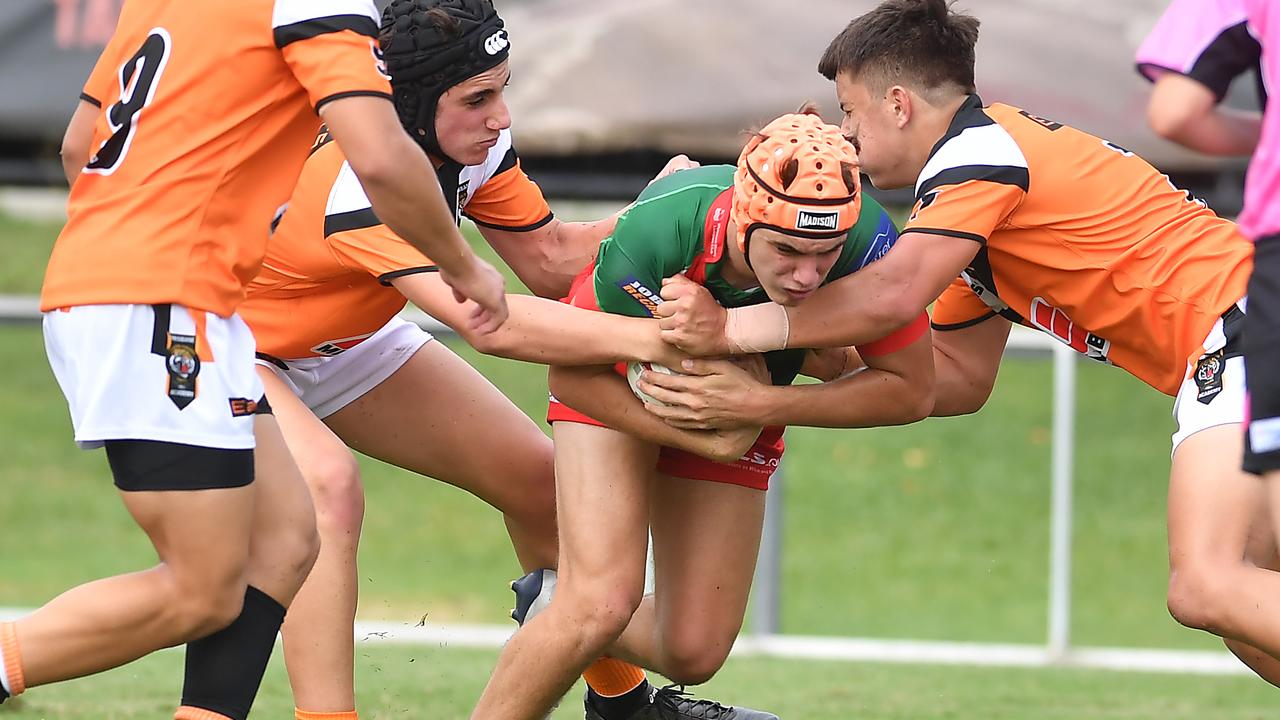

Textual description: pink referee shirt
[1137,0,1260,100]
[1240,0,1279,240]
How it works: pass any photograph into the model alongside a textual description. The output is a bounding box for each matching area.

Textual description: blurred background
[0,0,1260,207]
[0,1,1276,718]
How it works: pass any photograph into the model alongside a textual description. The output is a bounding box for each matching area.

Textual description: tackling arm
[479,218,614,299]
[658,232,979,354]
[640,315,935,429]
[548,365,761,463]
[391,273,685,366]
[929,315,1011,416]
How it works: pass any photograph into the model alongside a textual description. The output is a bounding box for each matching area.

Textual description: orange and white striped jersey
[240,128,552,359]
[41,0,392,318]
[919,96,1252,396]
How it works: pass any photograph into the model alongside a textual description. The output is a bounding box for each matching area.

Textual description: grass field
[0,209,1272,717]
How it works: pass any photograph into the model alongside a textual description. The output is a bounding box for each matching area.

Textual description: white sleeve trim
[326,160,374,217]
[272,0,378,30]
[915,124,1029,197]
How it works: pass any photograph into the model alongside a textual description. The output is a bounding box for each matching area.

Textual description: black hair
[818,0,979,94]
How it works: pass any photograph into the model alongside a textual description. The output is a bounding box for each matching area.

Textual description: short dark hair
[818,0,979,95]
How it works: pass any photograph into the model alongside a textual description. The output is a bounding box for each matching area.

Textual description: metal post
[753,464,784,636]
[1047,343,1076,660]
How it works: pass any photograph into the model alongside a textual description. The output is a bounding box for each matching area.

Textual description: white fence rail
[0,296,1244,674]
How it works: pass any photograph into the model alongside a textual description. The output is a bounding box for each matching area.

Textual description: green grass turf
[0,213,60,296]
[0,207,1250,718]
[0,319,1210,650]
[0,207,1208,647]
[0,643,1274,719]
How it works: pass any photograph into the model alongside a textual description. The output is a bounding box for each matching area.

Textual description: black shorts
[105,395,273,491]
[1244,235,1280,474]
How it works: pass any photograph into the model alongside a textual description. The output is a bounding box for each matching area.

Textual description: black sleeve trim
[324,207,381,236]
[378,266,439,286]
[464,211,555,233]
[314,90,393,113]
[254,351,290,371]
[917,165,1030,199]
[932,311,998,332]
[1187,21,1262,102]
[274,14,379,48]
[1135,62,1179,84]
[79,92,101,108]
[494,146,519,176]
[903,227,988,245]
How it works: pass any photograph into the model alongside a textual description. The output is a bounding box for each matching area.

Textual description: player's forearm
[549,366,746,461]
[548,212,619,274]
[61,100,97,188]
[782,270,921,350]
[930,343,996,416]
[751,369,932,428]
[1170,109,1261,157]
[464,295,665,365]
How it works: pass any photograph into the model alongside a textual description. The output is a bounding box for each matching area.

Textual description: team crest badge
[164,334,201,410]
[1194,349,1224,405]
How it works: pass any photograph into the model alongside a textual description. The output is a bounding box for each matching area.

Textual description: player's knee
[661,644,728,686]
[307,453,365,534]
[167,580,248,640]
[497,448,557,531]
[659,624,734,685]
[558,581,643,644]
[283,512,322,586]
[1167,562,1233,631]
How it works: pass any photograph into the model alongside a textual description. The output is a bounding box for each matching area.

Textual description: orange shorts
[546,398,783,492]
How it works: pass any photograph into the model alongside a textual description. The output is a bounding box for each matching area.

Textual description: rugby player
[1,1,504,719]
[237,2,766,718]
[653,0,1280,687]
[469,111,933,720]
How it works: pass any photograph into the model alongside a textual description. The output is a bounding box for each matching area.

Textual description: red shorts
[546,399,784,491]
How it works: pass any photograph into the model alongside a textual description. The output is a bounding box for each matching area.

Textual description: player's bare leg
[608,474,764,684]
[327,341,559,570]
[278,341,560,713]
[471,423,655,720]
[11,484,256,687]
[264,368,368,714]
[1167,424,1280,664]
[245,413,322,605]
[1217,483,1280,687]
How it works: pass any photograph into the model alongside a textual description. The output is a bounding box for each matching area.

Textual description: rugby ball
[626,361,680,406]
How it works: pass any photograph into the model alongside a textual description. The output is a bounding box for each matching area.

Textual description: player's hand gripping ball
[626,361,682,406]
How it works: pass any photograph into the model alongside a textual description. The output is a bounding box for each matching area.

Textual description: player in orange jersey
[3,2,504,719]
[651,0,1280,687]
[236,2,766,718]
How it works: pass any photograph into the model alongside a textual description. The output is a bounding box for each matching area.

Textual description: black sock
[588,679,651,720]
[180,585,286,720]
[0,683,8,702]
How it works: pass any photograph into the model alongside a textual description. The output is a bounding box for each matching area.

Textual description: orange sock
[173,707,233,720]
[296,711,359,720]
[582,657,646,697]
[0,622,25,696]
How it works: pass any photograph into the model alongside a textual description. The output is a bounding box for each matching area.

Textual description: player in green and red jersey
[470,112,934,720]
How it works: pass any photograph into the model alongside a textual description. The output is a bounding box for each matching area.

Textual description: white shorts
[1171,301,1247,453]
[256,315,433,419]
[43,304,263,450]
